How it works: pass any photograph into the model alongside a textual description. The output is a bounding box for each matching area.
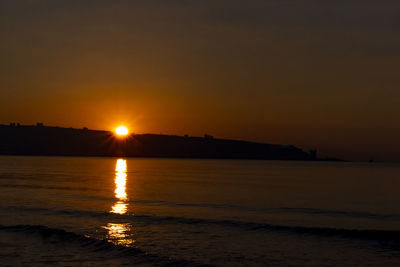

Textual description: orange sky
[1,1,400,161]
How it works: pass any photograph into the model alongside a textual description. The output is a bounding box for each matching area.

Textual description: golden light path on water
[111,159,128,214]
[115,159,127,200]
[103,222,134,246]
[103,159,134,246]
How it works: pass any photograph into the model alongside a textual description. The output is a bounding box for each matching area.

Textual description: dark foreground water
[1,156,400,266]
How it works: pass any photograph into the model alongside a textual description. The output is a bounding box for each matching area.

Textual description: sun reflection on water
[114,159,127,201]
[104,159,135,246]
[102,223,134,246]
[111,159,128,214]
[111,201,128,214]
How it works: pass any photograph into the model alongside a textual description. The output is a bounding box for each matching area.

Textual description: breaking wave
[0,224,208,267]
[2,205,400,243]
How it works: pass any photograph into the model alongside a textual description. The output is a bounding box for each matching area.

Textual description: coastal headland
[0,123,327,160]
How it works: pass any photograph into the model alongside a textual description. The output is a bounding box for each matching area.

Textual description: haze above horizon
[1,0,400,162]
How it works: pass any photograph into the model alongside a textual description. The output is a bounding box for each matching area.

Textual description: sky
[1,0,400,161]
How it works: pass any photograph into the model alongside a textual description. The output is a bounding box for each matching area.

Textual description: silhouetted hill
[0,124,317,160]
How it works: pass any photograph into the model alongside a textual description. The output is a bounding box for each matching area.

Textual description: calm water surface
[1,156,400,266]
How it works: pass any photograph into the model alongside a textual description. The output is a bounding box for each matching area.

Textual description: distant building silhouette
[309,149,317,159]
[204,134,214,139]
[36,122,44,127]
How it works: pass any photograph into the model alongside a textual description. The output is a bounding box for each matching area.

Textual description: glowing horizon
[2,1,400,161]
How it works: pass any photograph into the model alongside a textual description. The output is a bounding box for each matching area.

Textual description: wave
[0,183,102,192]
[2,205,400,243]
[2,180,399,221]
[129,202,400,221]
[134,216,400,243]
[0,224,209,267]
[272,207,400,220]
[4,196,400,221]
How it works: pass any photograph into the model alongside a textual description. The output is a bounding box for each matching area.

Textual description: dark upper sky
[1,0,400,161]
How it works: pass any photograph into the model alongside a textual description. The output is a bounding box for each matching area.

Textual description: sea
[1,156,400,266]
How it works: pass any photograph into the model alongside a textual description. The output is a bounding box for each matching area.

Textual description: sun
[115,126,129,137]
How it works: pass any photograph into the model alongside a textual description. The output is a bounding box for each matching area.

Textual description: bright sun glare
[115,126,129,136]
